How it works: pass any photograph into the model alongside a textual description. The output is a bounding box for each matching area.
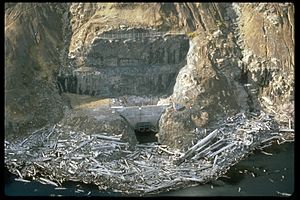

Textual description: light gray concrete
[112,105,169,129]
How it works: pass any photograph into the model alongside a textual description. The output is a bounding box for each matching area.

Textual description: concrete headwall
[113,105,169,129]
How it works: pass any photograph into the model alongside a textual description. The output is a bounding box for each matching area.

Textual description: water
[5,143,294,196]
[162,142,294,196]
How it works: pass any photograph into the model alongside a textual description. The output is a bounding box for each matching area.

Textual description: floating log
[91,134,122,142]
[158,146,175,155]
[261,136,281,143]
[67,138,94,154]
[15,169,23,179]
[213,155,219,168]
[39,177,59,187]
[15,178,31,183]
[279,128,294,132]
[192,139,226,160]
[46,125,56,140]
[144,178,181,193]
[261,150,273,156]
[276,191,291,197]
[176,129,219,165]
[207,143,235,159]
[55,187,67,190]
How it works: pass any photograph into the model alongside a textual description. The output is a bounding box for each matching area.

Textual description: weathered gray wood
[92,134,121,142]
[279,128,294,132]
[39,177,59,187]
[261,136,281,143]
[67,138,94,154]
[207,143,235,158]
[175,129,218,165]
[158,146,175,155]
[4,110,292,195]
[15,178,30,183]
[46,125,56,140]
[144,178,181,193]
[192,139,226,160]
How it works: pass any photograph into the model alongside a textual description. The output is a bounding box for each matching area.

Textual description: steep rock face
[5,3,70,137]
[67,2,224,58]
[158,3,294,151]
[158,4,250,150]
[58,32,189,98]
[236,3,294,126]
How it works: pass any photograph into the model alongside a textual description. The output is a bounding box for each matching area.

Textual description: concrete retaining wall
[112,105,169,129]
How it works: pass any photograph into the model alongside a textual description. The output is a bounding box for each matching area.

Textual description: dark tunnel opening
[134,122,158,144]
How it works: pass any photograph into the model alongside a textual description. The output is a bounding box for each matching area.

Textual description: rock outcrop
[59,106,138,147]
[237,3,294,126]
[5,3,70,137]
[158,3,294,151]
[58,32,189,98]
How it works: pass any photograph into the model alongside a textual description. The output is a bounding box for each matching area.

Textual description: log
[181,177,204,183]
[39,177,59,187]
[192,139,226,160]
[198,164,213,171]
[279,128,294,132]
[124,159,130,168]
[19,138,28,146]
[15,178,30,183]
[213,155,218,168]
[92,134,121,142]
[158,146,175,155]
[54,187,67,190]
[144,178,181,193]
[34,157,52,162]
[261,150,273,156]
[261,136,281,143]
[175,129,218,165]
[46,125,56,140]
[207,143,235,158]
[16,169,23,179]
[67,138,94,154]
[276,191,291,197]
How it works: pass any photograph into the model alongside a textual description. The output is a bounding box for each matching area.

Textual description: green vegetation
[187,31,198,38]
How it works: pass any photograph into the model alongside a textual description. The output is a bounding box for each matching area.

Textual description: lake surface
[5,142,294,197]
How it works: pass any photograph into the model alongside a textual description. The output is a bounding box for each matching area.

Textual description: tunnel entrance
[134,122,158,144]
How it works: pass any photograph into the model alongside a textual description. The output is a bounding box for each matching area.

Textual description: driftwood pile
[4,111,294,195]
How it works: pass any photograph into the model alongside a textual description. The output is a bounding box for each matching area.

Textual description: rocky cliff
[58,32,189,97]
[158,3,294,150]
[237,3,294,125]
[5,3,69,138]
[5,3,294,151]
